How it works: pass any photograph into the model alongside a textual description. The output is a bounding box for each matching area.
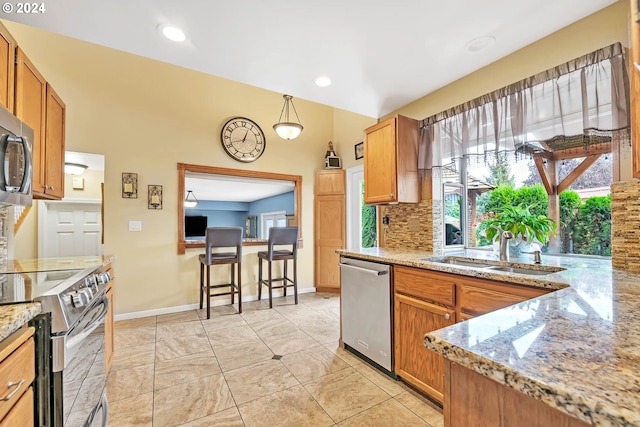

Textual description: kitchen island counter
[0,303,41,341]
[338,247,636,427]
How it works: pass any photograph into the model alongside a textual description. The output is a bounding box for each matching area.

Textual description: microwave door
[0,134,31,195]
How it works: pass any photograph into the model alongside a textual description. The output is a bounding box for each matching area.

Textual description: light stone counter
[0,303,41,341]
[0,255,115,274]
[338,247,635,427]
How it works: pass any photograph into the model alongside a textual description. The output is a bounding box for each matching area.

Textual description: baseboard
[114,286,316,321]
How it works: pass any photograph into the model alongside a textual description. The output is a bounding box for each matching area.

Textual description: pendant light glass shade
[273,95,303,140]
[184,190,198,208]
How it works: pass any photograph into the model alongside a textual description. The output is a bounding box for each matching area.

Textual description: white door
[41,201,102,257]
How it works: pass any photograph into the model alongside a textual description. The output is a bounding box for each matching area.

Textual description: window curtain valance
[419,43,630,171]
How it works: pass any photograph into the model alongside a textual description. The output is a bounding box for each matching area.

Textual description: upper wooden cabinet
[15,48,65,199]
[314,170,346,292]
[44,84,66,199]
[631,0,640,178]
[364,115,419,204]
[0,22,16,113]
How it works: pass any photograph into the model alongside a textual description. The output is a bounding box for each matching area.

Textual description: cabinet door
[314,195,345,290]
[0,387,33,427]
[0,22,15,113]
[315,169,345,196]
[15,48,46,195]
[394,293,455,403]
[44,83,65,199]
[364,117,397,204]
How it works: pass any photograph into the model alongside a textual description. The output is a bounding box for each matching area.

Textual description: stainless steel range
[0,264,112,426]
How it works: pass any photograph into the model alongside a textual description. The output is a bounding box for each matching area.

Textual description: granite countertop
[338,247,637,427]
[1,255,116,274]
[0,303,41,341]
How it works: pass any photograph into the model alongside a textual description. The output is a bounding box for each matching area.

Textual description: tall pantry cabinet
[314,169,346,292]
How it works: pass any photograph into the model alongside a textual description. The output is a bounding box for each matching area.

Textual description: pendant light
[184,190,198,208]
[273,95,303,140]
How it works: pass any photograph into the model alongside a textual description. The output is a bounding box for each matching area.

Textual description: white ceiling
[3,0,617,118]
[185,173,295,203]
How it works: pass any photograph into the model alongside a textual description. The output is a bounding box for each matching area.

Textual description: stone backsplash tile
[611,180,640,272]
[381,200,442,253]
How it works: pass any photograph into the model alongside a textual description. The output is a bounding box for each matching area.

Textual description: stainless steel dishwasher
[339,256,393,374]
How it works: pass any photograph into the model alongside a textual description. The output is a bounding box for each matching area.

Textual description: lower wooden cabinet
[394,293,455,403]
[393,265,551,404]
[0,387,33,427]
[0,327,35,425]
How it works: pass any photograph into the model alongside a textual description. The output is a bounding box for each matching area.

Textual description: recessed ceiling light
[464,36,495,54]
[158,24,189,42]
[314,76,332,87]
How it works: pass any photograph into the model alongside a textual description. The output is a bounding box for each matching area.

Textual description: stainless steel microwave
[0,104,32,207]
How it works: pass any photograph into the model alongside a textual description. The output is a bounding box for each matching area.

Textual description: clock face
[220,117,266,163]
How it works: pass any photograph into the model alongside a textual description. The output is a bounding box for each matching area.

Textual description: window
[260,211,287,239]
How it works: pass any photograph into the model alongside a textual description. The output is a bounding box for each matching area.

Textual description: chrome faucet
[490,226,514,261]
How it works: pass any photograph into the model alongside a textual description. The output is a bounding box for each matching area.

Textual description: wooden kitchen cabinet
[364,115,419,204]
[15,48,66,199]
[394,293,455,403]
[0,22,16,113]
[104,265,115,374]
[0,327,35,425]
[314,170,345,292]
[393,265,551,403]
[631,0,640,178]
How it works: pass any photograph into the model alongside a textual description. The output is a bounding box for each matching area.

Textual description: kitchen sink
[425,256,566,276]
[486,266,561,276]
[425,256,498,268]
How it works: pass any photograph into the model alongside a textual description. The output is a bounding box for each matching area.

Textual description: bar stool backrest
[265,227,298,261]
[204,226,243,264]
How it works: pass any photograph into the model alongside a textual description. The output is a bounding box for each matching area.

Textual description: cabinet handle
[444,313,451,320]
[389,193,393,198]
[1,379,25,401]
[44,185,49,190]
[50,186,55,191]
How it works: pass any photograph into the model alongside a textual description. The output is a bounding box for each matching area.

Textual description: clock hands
[241,130,248,143]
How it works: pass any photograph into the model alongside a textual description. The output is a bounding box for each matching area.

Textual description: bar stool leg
[258,258,263,301]
[237,262,242,313]
[283,259,288,297]
[268,260,273,309]
[199,262,204,310]
[206,264,211,319]
[293,256,298,305]
[230,264,235,305]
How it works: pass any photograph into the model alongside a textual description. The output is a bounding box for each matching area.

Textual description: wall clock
[220,117,266,163]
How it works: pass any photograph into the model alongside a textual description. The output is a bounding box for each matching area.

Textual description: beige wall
[4,21,375,315]
[391,1,629,121]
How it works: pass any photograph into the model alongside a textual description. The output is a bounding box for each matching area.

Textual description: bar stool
[199,226,243,319]
[257,227,299,308]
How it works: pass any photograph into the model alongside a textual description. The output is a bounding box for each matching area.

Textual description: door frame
[37,199,102,258]
[346,165,364,250]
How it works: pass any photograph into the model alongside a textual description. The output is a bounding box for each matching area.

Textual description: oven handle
[85,391,109,427]
[65,296,109,351]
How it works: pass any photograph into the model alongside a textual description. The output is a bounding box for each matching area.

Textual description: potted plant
[481,204,556,254]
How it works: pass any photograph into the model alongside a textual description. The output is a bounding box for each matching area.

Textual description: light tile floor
[108,292,445,427]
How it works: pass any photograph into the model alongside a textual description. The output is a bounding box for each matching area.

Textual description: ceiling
[185,173,295,203]
[3,0,617,118]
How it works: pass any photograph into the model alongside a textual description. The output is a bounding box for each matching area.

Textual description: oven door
[53,293,109,427]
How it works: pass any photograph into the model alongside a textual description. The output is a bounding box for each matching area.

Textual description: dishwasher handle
[339,263,388,276]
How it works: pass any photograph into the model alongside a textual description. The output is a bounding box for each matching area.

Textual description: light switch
[128,220,142,232]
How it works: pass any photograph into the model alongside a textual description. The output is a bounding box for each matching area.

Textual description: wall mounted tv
[185,215,207,237]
